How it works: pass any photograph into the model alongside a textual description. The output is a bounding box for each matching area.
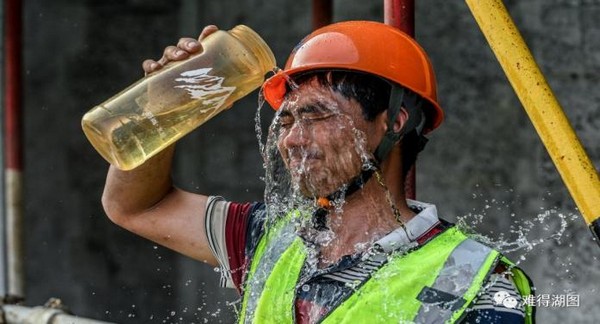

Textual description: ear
[392,107,410,133]
[379,107,409,133]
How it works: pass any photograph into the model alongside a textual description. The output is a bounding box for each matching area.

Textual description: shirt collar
[371,200,440,254]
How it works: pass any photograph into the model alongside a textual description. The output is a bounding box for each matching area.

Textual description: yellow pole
[464,0,600,241]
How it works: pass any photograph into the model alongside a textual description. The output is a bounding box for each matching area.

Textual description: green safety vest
[239,218,534,323]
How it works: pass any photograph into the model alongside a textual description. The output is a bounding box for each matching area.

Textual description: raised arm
[102,26,220,265]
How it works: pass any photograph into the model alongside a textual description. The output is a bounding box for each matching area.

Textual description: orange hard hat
[262,20,444,133]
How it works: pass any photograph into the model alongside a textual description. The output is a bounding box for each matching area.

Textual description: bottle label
[175,67,236,109]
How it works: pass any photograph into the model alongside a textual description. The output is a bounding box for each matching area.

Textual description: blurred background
[1,0,599,322]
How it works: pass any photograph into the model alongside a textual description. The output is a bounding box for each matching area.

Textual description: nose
[280,122,309,151]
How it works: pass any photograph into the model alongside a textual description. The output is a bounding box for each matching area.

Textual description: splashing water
[256,76,380,243]
[448,189,598,324]
[456,195,577,265]
[248,72,594,322]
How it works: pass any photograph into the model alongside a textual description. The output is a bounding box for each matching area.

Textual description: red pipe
[4,0,25,300]
[384,0,416,199]
[312,0,333,30]
[5,0,23,171]
[384,0,415,37]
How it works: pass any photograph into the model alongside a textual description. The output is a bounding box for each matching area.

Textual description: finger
[142,59,162,75]
[159,45,190,65]
[176,37,202,54]
[198,25,218,41]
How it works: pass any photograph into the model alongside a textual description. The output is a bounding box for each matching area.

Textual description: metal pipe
[384,0,415,37]
[465,0,600,244]
[0,0,6,299]
[312,0,333,30]
[2,304,115,324]
[4,0,24,298]
[384,0,416,199]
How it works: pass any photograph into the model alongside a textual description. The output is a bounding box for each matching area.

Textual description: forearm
[99,25,223,262]
[102,144,176,220]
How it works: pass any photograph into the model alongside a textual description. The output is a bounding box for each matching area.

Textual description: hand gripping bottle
[82,25,276,170]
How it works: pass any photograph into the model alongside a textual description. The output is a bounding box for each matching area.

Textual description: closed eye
[297,102,336,123]
[277,111,294,128]
[302,113,334,123]
[278,101,337,128]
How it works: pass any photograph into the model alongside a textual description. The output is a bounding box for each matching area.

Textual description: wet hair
[288,70,423,178]
[289,70,390,121]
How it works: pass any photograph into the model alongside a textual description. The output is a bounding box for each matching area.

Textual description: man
[103,21,534,323]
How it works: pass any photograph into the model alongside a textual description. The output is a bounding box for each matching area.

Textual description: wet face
[275,79,384,197]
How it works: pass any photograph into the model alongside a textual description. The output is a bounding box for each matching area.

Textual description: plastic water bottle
[82,25,276,170]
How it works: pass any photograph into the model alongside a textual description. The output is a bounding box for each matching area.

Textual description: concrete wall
[19,0,600,322]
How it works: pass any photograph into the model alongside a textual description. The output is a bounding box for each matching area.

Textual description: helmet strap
[374,85,426,164]
[316,163,376,209]
[312,86,426,229]
[314,162,377,230]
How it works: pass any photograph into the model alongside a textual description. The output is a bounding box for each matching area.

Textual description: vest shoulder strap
[500,256,536,324]
[239,216,301,324]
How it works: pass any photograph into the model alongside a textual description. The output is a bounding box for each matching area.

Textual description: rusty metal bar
[384,0,416,199]
[384,0,415,37]
[3,0,24,300]
[312,0,333,30]
[2,304,116,324]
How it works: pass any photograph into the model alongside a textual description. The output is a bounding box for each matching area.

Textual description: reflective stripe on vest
[240,224,501,323]
[414,238,499,323]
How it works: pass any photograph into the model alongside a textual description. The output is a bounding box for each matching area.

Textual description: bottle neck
[228,25,276,74]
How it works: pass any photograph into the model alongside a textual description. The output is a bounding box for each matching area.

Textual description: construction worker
[102,21,534,323]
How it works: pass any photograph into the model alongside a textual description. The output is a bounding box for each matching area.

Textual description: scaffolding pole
[1,304,115,324]
[465,0,600,245]
[384,0,416,199]
[3,0,24,300]
[312,0,333,30]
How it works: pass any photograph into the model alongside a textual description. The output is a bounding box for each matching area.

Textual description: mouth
[285,148,322,170]
[288,156,320,171]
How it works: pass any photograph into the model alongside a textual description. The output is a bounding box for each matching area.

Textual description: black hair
[288,70,424,179]
[289,70,390,121]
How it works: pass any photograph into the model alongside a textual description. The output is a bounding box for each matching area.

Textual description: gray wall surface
[17,0,600,323]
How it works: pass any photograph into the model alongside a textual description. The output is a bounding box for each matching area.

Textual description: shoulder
[460,248,538,324]
[447,230,534,323]
[204,197,265,289]
[205,197,265,234]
